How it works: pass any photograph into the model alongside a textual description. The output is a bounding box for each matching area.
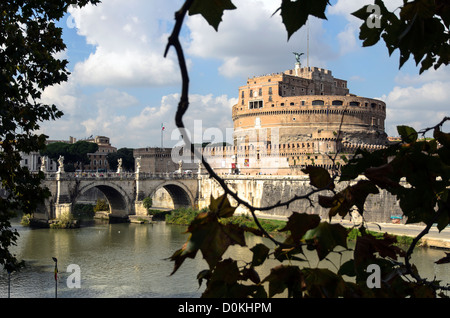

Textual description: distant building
[133,147,178,173]
[20,136,77,172]
[83,136,117,172]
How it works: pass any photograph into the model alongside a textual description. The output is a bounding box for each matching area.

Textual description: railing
[44,171,200,181]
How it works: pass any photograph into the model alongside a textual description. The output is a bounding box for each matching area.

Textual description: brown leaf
[280,212,321,243]
[302,166,335,190]
[261,265,304,298]
[435,252,450,264]
[168,211,246,275]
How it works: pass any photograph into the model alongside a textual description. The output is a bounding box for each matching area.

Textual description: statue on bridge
[57,155,64,173]
[40,156,47,173]
[136,156,141,173]
[117,158,123,174]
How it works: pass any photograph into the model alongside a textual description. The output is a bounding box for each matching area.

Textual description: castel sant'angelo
[203,57,388,175]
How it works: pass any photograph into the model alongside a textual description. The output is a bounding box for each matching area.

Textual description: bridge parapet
[44,171,199,181]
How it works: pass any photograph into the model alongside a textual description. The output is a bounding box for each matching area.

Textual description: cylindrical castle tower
[232,66,387,152]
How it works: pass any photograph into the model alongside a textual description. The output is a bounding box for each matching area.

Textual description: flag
[161,123,165,131]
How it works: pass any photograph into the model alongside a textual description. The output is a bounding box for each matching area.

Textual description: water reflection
[0,220,448,298]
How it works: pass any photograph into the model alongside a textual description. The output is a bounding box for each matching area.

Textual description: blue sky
[38,0,450,149]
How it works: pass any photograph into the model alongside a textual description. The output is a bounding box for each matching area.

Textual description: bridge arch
[77,182,132,217]
[150,180,194,209]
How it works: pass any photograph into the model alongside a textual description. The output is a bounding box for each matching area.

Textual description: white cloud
[186,0,335,78]
[125,93,237,148]
[380,77,450,136]
[328,0,403,56]
[68,0,181,87]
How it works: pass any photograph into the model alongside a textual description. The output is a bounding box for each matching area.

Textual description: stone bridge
[37,171,200,221]
[36,171,403,224]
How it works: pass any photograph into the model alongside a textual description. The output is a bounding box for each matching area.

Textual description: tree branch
[164,0,335,247]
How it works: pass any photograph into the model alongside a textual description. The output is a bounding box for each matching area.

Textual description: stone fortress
[203,60,388,175]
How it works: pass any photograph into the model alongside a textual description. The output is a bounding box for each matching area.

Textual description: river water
[0,219,449,298]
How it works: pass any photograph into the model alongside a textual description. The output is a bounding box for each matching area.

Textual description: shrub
[93,199,109,212]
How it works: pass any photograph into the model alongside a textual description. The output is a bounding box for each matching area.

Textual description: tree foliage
[106,148,135,171]
[40,140,99,170]
[0,0,100,272]
[166,0,450,297]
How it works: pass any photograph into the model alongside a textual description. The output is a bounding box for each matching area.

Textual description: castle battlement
[223,63,387,174]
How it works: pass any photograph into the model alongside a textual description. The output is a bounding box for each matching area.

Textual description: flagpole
[161,123,164,148]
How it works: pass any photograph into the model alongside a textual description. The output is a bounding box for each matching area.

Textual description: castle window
[241,91,244,98]
[290,102,295,106]
[301,101,305,106]
[249,100,263,109]
[268,87,272,95]
[371,103,377,108]
[349,101,360,106]
[332,100,343,106]
[293,117,296,121]
[259,88,262,96]
[312,100,324,106]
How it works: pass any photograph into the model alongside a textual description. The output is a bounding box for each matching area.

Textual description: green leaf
[189,0,236,31]
[302,166,334,189]
[279,212,321,243]
[168,211,246,275]
[303,222,348,260]
[209,194,236,218]
[397,125,418,143]
[319,180,379,219]
[364,163,400,189]
[277,0,330,40]
[302,268,347,297]
[434,128,450,148]
[435,252,450,265]
[338,259,356,277]
[250,243,270,267]
[354,232,406,269]
[261,265,304,298]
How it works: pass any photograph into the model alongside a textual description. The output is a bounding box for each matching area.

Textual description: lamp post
[52,257,58,298]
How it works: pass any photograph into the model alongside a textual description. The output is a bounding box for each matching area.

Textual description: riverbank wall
[197,175,402,224]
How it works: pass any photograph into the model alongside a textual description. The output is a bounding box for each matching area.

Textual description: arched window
[332,100,343,106]
[349,101,360,106]
[312,100,324,106]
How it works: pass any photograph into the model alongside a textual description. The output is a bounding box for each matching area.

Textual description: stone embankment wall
[198,175,403,224]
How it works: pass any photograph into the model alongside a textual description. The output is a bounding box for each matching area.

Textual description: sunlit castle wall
[232,66,387,149]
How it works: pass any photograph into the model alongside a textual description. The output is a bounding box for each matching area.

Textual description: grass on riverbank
[164,207,286,233]
[164,208,416,247]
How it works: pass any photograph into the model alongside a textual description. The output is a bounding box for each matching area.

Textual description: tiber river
[0,218,449,298]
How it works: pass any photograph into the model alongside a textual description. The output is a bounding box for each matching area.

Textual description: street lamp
[52,257,58,298]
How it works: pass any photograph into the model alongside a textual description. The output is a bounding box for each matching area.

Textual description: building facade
[204,64,387,175]
[84,136,117,172]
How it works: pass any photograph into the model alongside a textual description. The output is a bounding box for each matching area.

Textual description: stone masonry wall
[198,175,403,224]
